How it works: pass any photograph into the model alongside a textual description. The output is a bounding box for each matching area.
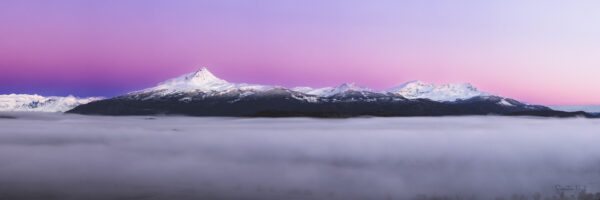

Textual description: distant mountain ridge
[125,68,493,101]
[550,105,600,113]
[0,94,102,112]
[386,81,487,101]
[67,68,598,118]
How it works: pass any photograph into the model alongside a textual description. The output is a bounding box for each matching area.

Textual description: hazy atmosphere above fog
[1,0,599,105]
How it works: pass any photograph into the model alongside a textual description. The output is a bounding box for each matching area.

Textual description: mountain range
[64,68,598,118]
[0,94,102,112]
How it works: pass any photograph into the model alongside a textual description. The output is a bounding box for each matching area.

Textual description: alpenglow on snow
[134,67,493,102]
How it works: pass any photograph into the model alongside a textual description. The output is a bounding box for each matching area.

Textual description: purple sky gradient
[1,0,599,105]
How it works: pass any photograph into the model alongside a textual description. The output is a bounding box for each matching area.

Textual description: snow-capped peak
[150,68,236,92]
[139,68,274,95]
[135,68,490,101]
[387,80,435,93]
[186,67,223,83]
[386,80,488,101]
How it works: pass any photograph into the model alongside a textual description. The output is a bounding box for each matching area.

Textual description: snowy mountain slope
[69,68,586,117]
[0,94,103,112]
[2,68,509,114]
[151,67,236,92]
[132,68,274,97]
[293,80,489,101]
[290,86,315,94]
[128,68,493,102]
[386,80,488,101]
[292,83,372,97]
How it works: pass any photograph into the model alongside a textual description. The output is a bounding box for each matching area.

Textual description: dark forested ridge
[67,89,597,118]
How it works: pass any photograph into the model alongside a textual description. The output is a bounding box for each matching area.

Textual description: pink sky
[1,0,599,105]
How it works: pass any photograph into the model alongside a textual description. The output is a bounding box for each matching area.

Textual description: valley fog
[1,112,599,200]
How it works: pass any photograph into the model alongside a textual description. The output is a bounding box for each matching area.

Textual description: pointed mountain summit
[130,68,275,98]
[150,67,235,92]
[185,67,225,83]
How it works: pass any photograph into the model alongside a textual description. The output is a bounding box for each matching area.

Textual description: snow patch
[498,99,514,106]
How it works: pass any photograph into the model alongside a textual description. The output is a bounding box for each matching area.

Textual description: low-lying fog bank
[1,112,599,200]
